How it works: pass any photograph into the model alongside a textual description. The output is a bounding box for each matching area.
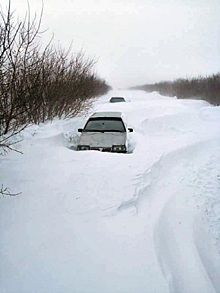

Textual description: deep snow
[1,90,220,293]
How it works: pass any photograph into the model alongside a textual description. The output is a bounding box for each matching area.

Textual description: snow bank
[1,90,220,293]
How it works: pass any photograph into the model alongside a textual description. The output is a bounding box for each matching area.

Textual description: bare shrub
[0,0,110,195]
[0,0,110,148]
[0,184,21,197]
[131,74,220,106]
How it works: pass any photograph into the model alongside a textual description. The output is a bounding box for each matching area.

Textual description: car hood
[78,132,126,147]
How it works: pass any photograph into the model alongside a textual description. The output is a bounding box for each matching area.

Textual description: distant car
[109,97,126,103]
[77,111,133,153]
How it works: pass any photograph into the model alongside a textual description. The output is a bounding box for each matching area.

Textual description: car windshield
[84,117,126,132]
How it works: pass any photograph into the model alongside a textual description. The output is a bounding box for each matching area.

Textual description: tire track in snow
[154,194,217,293]
[134,139,220,293]
[119,138,220,292]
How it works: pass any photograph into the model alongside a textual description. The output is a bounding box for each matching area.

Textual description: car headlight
[112,145,126,152]
[77,145,90,151]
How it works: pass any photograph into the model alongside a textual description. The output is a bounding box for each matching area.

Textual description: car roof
[90,111,123,118]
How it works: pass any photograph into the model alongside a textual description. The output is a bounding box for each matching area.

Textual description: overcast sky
[3,0,220,89]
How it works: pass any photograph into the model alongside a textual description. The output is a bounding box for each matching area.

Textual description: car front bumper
[77,145,127,153]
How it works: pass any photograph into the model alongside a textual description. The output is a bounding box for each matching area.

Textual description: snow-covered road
[1,90,220,292]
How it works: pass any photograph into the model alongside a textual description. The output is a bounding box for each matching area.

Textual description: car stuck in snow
[77,111,133,153]
[109,96,126,103]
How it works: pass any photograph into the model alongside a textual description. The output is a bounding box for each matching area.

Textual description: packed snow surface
[1,90,220,293]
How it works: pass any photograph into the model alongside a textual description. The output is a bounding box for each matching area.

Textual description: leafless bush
[131,74,220,105]
[0,0,110,150]
[0,0,110,195]
[0,184,21,197]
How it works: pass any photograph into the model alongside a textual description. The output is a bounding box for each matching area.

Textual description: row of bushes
[0,1,111,195]
[131,74,220,106]
[0,1,111,153]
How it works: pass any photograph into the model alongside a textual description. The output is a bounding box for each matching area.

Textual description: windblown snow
[1,90,220,293]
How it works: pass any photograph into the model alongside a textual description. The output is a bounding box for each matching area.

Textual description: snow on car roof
[90,111,123,118]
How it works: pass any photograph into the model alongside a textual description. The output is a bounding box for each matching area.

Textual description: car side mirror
[128,128,133,132]
[78,128,83,132]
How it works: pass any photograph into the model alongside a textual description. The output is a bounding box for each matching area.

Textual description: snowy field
[1,90,220,293]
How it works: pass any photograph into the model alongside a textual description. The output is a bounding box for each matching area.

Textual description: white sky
[2,0,220,88]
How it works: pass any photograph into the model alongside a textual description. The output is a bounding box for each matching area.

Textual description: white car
[77,111,133,153]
